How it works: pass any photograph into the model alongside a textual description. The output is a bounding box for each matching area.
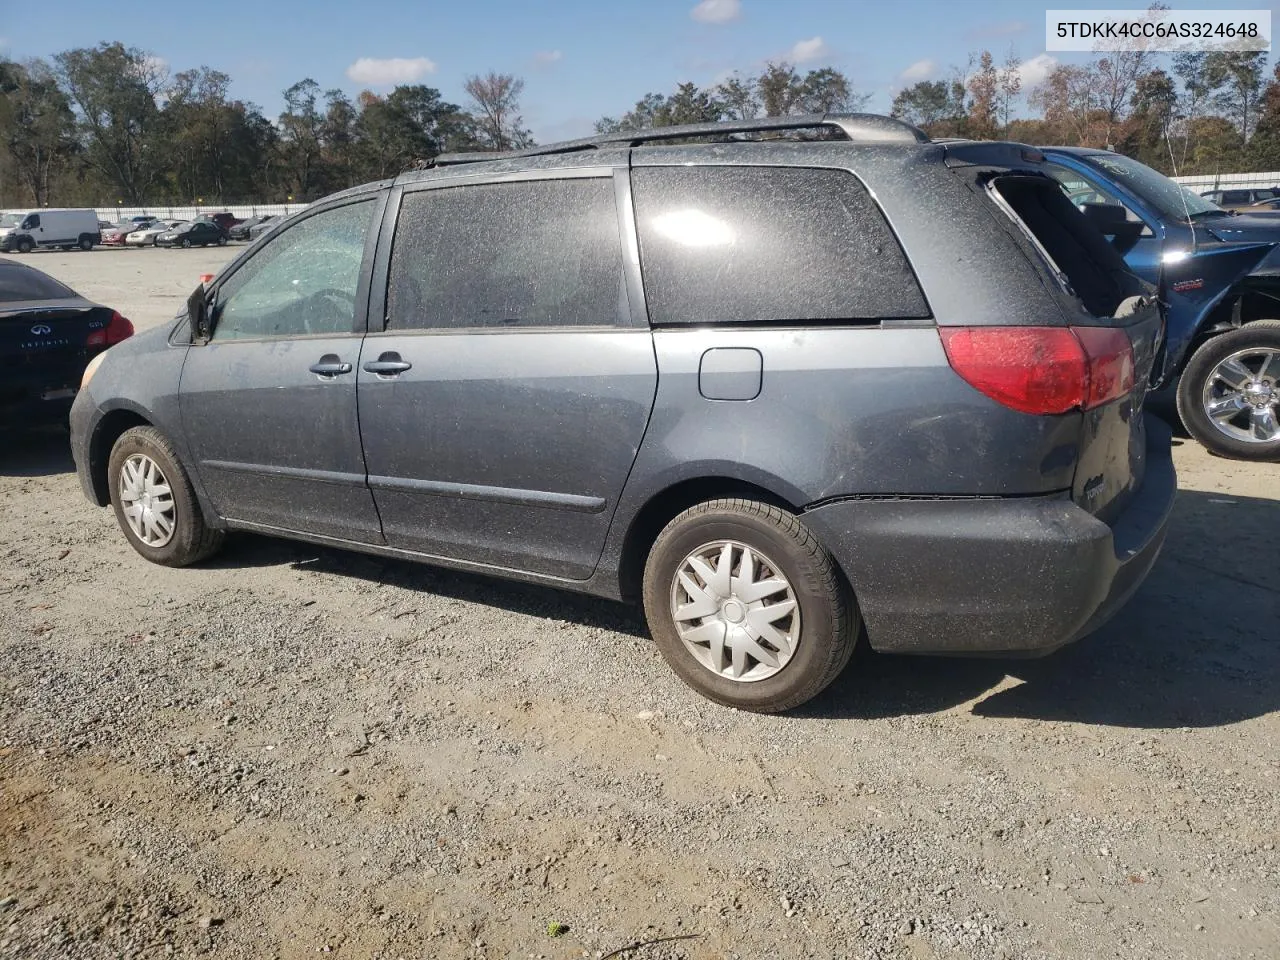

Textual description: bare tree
[967,51,999,139]
[464,72,532,151]
[996,49,1022,134]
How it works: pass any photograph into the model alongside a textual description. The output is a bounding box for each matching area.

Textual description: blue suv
[1041,147,1280,461]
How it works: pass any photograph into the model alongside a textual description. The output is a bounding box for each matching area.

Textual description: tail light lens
[939,326,1134,416]
[86,311,135,349]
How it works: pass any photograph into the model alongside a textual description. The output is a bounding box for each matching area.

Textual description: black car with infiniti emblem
[1,258,134,427]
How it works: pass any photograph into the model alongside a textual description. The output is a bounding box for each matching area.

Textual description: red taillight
[1073,326,1135,409]
[86,311,134,349]
[939,326,1134,415]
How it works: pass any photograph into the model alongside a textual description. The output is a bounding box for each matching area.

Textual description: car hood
[1199,213,1280,244]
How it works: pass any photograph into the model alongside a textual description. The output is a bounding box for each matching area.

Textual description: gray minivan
[70,115,1175,712]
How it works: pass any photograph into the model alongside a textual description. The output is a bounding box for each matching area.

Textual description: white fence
[1172,171,1280,192]
[1,203,310,222]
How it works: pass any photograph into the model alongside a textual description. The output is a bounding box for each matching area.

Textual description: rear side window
[1222,190,1251,205]
[387,177,626,331]
[632,165,928,325]
[993,176,1141,318]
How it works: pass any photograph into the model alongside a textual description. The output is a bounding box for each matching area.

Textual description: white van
[0,209,102,253]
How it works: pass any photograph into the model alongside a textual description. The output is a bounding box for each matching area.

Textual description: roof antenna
[1165,123,1197,257]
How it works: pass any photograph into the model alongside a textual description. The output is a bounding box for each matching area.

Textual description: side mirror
[187,284,212,343]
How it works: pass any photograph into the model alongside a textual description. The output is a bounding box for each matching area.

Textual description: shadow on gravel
[205,483,1277,728]
[208,532,651,639]
[0,426,74,477]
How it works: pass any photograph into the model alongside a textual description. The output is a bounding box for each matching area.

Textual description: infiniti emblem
[30,324,52,335]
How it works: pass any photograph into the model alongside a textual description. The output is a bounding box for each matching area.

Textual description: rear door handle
[363,352,412,377]
[309,354,352,378]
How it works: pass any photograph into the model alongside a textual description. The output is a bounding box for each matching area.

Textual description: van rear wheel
[642,498,859,713]
[78,236,94,251]
[1177,320,1280,461]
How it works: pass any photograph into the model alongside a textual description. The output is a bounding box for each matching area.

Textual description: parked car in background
[195,212,243,232]
[0,208,102,253]
[155,221,228,248]
[70,115,1175,713]
[102,218,155,246]
[0,257,133,426]
[247,217,283,240]
[1199,187,1280,210]
[228,215,274,241]
[1240,197,1280,214]
[126,220,189,247]
[1041,146,1280,461]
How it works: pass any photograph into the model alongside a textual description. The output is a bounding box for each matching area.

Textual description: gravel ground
[1,249,1278,960]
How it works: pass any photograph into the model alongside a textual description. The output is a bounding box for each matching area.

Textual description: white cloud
[345,56,437,87]
[533,50,563,66]
[899,59,936,83]
[691,0,741,24]
[137,54,168,78]
[788,36,831,64]
[1017,53,1058,90]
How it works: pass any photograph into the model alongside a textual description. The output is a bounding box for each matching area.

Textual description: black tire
[108,426,225,566]
[180,237,191,248]
[642,498,859,713]
[1176,319,1280,462]
[79,236,94,251]
[217,235,227,246]
[16,237,34,254]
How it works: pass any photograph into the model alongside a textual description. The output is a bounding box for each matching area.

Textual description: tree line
[0,42,531,207]
[5,39,1280,209]
[593,49,1280,181]
[891,48,1280,178]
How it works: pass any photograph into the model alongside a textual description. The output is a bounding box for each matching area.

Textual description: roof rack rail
[432,113,929,166]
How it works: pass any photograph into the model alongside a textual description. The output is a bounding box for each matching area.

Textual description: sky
[3,0,1279,142]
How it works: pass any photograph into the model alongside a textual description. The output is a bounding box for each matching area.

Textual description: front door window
[213,200,375,340]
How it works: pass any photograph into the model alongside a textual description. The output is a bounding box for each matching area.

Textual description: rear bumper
[801,414,1176,655]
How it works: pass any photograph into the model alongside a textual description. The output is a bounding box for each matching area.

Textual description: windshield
[1083,153,1222,221]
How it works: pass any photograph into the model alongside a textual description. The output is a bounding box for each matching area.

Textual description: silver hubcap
[119,454,176,547]
[1202,347,1280,444]
[669,540,800,683]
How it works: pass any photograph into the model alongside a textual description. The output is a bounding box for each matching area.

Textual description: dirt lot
[1,248,1278,960]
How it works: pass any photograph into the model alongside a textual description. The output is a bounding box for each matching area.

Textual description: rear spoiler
[942,141,1048,171]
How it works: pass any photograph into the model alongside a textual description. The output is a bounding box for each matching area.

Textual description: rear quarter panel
[621,326,1082,504]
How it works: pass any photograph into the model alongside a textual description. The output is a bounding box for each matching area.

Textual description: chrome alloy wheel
[1202,347,1280,444]
[119,453,176,547]
[669,540,800,682]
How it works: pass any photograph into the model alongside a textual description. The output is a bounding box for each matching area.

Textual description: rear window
[0,263,76,302]
[992,176,1141,318]
[632,165,929,325]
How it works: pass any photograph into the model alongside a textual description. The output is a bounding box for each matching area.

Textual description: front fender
[1161,241,1276,378]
